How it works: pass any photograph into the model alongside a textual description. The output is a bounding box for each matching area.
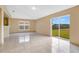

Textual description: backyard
[52,29,70,39]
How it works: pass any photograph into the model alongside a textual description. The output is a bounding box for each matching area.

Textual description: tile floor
[52,37,70,53]
[52,37,79,53]
[70,43,79,53]
[0,32,79,53]
[0,32,52,53]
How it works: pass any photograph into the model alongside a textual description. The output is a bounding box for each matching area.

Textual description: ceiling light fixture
[32,6,36,10]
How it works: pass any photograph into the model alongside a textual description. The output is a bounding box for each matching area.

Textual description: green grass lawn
[52,29,70,39]
[52,29,59,36]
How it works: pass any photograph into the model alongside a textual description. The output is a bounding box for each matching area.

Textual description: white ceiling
[6,5,75,20]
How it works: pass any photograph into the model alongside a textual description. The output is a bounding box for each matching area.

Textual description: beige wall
[0,8,1,28]
[36,16,51,35]
[0,5,11,18]
[0,8,2,44]
[36,6,79,45]
[30,20,36,32]
[9,18,36,33]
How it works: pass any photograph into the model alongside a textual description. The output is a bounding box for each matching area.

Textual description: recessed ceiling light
[32,6,36,10]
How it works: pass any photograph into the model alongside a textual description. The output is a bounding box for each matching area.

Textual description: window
[19,21,30,31]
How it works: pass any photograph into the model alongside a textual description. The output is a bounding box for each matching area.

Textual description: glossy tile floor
[0,32,52,53]
[52,37,70,53]
[52,37,79,53]
[0,32,79,53]
[70,43,79,53]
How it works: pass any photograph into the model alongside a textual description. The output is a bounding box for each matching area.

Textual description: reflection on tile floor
[0,32,52,53]
[52,37,70,53]
[0,32,79,53]
[52,37,79,53]
[70,43,79,53]
[19,36,30,43]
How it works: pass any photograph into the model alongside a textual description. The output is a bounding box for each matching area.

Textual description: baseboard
[36,32,50,37]
[70,42,79,47]
[10,31,36,34]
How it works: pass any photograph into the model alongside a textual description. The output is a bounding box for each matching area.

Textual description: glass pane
[60,16,70,39]
[52,18,59,36]
[20,26,25,29]
[25,26,29,29]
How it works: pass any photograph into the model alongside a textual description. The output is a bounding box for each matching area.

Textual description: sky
[52,15,70,24]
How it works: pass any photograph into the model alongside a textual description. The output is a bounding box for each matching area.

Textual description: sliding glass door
[52,15,70,39]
